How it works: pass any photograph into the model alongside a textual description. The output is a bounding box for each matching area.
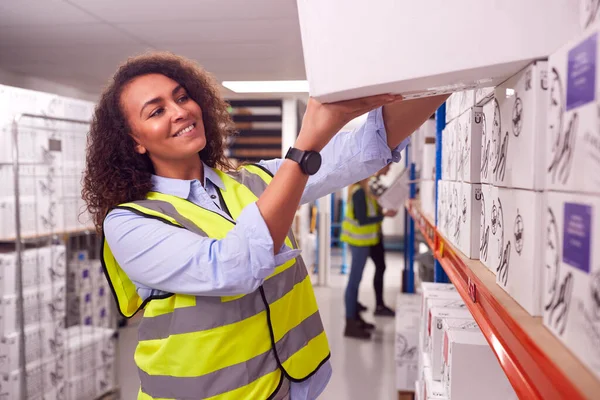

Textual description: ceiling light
[222,80,309,93]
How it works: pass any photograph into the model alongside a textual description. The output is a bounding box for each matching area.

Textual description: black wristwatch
[285,147,322,175]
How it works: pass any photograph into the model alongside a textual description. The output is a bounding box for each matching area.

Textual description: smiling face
[120,73,207,166]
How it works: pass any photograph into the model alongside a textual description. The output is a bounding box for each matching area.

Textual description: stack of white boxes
[415,283,516,400]
[542,19,600,383]
[65,326,116,400]
[478,61,549,317]
[67,252,113,330]
[419,119,437,220]
[394,294,421,393]
[0,245,67,399]
[438,92,483,259]
[0,84,95,241]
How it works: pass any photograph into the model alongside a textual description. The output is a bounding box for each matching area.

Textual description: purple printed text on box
[563,202,592,273]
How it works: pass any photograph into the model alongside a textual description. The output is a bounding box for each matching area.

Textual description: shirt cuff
[237,203,301,280]
[371,106,410,164]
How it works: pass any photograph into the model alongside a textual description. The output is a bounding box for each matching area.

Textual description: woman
[340,170,397,340]
[83,52,447,400]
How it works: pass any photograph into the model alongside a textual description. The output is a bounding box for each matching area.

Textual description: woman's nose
[172,103,190,121]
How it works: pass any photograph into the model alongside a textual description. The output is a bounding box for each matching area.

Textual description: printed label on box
[567,33,597,110]
[563,202,592,273]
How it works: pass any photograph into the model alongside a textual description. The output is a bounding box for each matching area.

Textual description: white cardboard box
[479,184,493,272]
[475,87,495,106]
[422,141,436,182]
[492,61,548,191]
[296,0,579,102]
[421,180,436,222]
[487,185,508,277]
[441,124,457,182]
[428,309,474,381]
[395,294,420,391]
[446,91,475,123]
[480,98,499,184]
[543,191,600,379]
[424,366,448,400]
[421,297,466,354]
[495,188,544,316]
[457,183,483,259]
[455,108,483,184]
[442,329,516,400]
[546,23,600,194]
[581,0,600,29]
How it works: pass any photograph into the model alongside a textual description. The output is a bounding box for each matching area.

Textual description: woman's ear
[135,143,147,154]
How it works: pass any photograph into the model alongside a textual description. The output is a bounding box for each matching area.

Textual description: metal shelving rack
[6,113,119,400]
[403,104,600,399]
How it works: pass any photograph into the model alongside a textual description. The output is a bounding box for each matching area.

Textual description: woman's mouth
[173,123,196,138]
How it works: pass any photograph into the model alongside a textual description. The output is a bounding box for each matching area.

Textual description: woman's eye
[177,95,189,103]
[150,108,164,118]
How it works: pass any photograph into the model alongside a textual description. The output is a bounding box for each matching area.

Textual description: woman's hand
[295,94,403,152]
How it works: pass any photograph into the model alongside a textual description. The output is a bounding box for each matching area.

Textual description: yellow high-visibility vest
[101,165,330,400]
[340,183,381,247]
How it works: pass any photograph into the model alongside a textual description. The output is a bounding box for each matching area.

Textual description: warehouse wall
[0,68,97,102]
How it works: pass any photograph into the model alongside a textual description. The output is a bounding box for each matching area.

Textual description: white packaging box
[546,24,600,195]
[428,310,476,381]
[543,191,600,379]
[479,184,496,273]
[0,248,41,296]
[38,245,67,287]
[0,288,42,335]
[447,181,462,248]
[421,282,457,294]
[475,87,495,106]
[95,361,116,396]
[66,372,97,400]
[40,320,66,360]
[0,325,44,374]
[457,183,483,259]
[41,283,67,322]
[421,297,466,354]
[487,186,509,277]
[43,355,66,396]
[436,181,448,237]
[480,98,498,184]
[422,141,436,181]
[395,294,420,391]
[581,0,600,29]
[446,91,475,123]
[0,360,46,400]
[423,366,448,400]
[442,329,516,400]
[415,380,423,400]
[456,108,483,184]
[420,180,436,222]
[296,0,579,102]
[495,188,544,316]
[441,123,457,182]
[66,326,116,378]
[492,61,548,191]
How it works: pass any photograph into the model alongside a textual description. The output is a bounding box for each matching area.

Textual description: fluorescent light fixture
[222,80,309,93]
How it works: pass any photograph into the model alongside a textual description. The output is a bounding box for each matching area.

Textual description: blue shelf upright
[435,104,450,283]
[403,144,416,294]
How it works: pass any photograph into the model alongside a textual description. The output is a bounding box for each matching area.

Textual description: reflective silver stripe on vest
[341,229,379,242]
[138,311,324,399]
[132,200,209,237]
[138,261,308,341]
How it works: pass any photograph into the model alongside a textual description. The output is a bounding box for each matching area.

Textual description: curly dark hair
[82,52,236,232]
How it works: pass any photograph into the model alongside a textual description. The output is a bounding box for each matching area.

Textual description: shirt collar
[150,162,226,199]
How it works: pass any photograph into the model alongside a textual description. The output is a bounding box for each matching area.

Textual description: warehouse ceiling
[0,0,306,97]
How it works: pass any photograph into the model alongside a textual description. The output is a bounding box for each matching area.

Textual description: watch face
[304,152,322,175]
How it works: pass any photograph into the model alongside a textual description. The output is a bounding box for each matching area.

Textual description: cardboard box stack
[438,96,483,260]
[542,20,600,382]
[414,282,515,400]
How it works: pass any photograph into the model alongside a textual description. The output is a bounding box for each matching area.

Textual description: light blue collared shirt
[104,107,409,400]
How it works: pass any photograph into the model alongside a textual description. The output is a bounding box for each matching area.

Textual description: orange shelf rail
[406,199,600,400]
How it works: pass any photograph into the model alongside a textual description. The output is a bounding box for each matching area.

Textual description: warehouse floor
[117,249,404,400]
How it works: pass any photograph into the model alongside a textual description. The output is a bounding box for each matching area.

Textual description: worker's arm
[383,94,450,149]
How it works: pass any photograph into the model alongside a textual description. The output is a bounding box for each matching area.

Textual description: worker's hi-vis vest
[101,165,330,400]
[340,183,381,247]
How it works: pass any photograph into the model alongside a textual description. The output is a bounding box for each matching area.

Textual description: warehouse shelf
[406,199,600,400]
